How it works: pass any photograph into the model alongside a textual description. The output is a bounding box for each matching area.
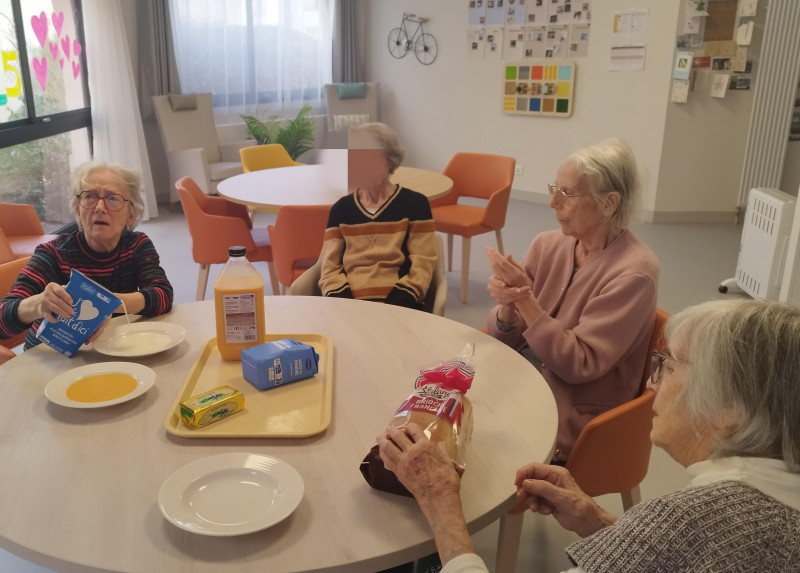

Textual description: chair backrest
[0,256,31,349]
[565,308,669,500]
[175,177,254,264]
[431,153,515,230]
[240,144,301,172]
[0,228,16,264]
[268,205,331,288]
[323,83,379,132]
[152,93,222,163]
[288,233,448,317]
[0,203,46,237]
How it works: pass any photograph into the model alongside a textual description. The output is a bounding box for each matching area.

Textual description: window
[0,0,91,231]
[169,0,333,122]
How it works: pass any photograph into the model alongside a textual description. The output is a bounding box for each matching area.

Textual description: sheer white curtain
[169,0,333,122]
[82,0,158,219]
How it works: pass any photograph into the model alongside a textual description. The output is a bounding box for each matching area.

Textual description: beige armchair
[152,93,254,203]
[323,83,379,135]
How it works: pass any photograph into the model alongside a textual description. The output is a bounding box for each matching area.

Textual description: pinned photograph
[711,57,731,71]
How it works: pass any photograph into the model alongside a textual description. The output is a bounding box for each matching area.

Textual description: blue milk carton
[241,338,320,390]
[36,269,122,357]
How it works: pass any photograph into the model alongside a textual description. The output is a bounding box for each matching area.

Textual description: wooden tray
[164,334,333,438]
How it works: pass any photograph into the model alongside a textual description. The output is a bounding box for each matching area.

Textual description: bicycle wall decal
[387,13,438,65]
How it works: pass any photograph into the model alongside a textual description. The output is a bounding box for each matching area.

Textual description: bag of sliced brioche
[360,344,475,497]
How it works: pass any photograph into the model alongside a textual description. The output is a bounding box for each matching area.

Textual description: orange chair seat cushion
[9,234,59,257]
[431,204,492,237]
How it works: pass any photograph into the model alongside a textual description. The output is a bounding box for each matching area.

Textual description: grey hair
[666,299,800,471]
[70,161,145,229]
[566,137,639,234]
[349,122,405,174]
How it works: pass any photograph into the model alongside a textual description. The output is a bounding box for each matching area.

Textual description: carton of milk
[36,269,121,357]
[241,338,320,390]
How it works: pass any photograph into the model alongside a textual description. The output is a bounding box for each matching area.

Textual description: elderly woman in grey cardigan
[378,299,800,572]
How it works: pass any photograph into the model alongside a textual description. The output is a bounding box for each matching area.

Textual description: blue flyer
[36,269,121,357]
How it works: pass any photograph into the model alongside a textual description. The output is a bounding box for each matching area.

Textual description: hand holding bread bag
[360,344,475,496]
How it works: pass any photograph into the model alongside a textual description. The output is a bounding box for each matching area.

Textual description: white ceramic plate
[158,453,304,536]
[44,362,156,409]
[93,322,187,357]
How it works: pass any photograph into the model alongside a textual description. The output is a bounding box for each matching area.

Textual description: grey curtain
[332,0,363,83]
[136,0,181,204]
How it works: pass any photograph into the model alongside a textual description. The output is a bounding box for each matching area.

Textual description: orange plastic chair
[267,205,330,294]
[175,177,278,300]
[240,144,303,173]
[564,308,670,510]
[0,256,31,349]
[0,203,58,258]
[429,153,515,303]
[0,229,18,264]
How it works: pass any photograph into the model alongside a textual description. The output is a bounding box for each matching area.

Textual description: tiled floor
[1,198,745,572]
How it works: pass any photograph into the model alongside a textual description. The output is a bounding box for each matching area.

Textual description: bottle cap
[228,246,247,257]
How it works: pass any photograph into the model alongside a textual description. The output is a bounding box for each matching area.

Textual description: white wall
[361,0,680,216]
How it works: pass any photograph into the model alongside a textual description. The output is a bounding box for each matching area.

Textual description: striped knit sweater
[319,186,436,309]
[567,480,800,572]
[0,230,173,349]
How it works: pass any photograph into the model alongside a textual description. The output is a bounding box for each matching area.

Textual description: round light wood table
[0,297,556,572]
[217,149,453,212]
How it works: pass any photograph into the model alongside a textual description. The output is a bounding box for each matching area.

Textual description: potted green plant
[240,105,316,161]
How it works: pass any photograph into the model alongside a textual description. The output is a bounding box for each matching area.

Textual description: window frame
[0,0,91,150]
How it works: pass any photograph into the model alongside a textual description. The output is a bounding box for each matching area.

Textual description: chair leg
[621,485,641,511]
[266,261,280,296]
[446,234,454,272]
[495,229,504,255]
[196,264,210,301]
[460,236,471,304]
[495,510,524,573]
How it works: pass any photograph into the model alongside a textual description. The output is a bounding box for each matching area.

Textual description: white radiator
[730,188,796,300]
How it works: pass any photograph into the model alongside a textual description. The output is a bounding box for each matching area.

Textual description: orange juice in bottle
[214,246,266,360]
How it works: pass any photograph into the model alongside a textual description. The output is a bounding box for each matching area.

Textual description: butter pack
[241,338,319,390]
[179,385,244,428]
[36,269,121,357]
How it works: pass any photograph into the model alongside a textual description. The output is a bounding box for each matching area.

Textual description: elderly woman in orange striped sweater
[319,123,437,310]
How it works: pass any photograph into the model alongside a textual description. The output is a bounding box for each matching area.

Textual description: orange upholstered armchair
[0,256,31,349]
[240,144,303,172]
[429,152,515,303]
[267,205,330,294]
[0,203,58,258]
[175,177,277,300]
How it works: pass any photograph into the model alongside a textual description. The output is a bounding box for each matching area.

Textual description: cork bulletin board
[503,61,575,117]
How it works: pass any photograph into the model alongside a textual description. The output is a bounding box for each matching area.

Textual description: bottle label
[222,293,258,343]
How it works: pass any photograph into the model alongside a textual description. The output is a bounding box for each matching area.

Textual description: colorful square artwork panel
[503,62,575,117]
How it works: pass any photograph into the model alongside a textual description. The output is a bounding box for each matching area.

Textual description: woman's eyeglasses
[547,183,592,200]
[76,191,130,212]
[650,350,689,385]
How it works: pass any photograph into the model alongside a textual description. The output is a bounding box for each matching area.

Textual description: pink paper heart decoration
[61,35,71,59]
[73,40,82,57]
[31,12,48,47]
[72,61,80,79]
[49,42,58,60]
[32,57,47,91]
[52,11,64,37]
[59,58,64,69]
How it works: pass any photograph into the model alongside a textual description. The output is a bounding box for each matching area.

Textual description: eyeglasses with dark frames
[76,190,130,212]
[650,350,689,385]
[547,183,593,200]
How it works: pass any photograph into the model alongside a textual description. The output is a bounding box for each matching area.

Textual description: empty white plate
[158,452,304,536]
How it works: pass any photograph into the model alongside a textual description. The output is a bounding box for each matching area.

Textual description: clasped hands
[377,423,614,539]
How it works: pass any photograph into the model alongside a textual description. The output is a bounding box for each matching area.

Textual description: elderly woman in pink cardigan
[486,138,659,463]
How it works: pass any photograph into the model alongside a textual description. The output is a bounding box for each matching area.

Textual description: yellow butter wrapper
[179,385,244,428]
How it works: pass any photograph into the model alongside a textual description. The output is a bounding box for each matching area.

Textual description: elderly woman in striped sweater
[0,161,173,353]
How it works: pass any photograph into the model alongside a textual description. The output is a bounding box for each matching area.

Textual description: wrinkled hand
[514,463,616,538]
[34,283,74,323]
[377,423,461,502]
[487,275,532,307]
[486,247,528,288]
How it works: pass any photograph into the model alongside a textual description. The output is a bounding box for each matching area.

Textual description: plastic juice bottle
[214,246,266,361]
